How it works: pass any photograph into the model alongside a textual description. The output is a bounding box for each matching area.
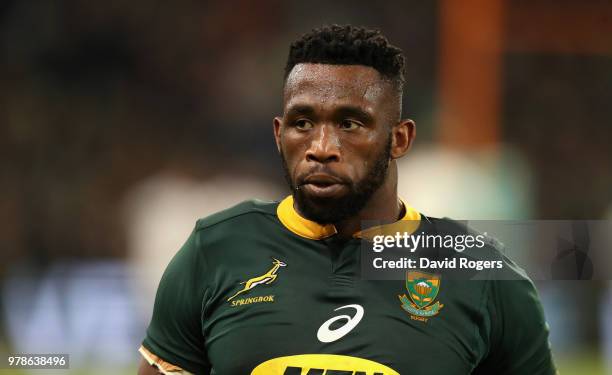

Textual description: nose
[305,125,340,163]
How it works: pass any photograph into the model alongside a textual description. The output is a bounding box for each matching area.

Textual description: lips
[301,174,347,199]
[303,174,344,185]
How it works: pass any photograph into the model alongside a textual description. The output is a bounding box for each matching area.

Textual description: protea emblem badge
[398,271,444,322]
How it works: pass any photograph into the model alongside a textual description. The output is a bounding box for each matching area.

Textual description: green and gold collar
[277,195,421,240]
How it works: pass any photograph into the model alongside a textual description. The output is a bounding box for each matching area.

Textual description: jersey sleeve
[141,228,211,374]
[474,276,557,374]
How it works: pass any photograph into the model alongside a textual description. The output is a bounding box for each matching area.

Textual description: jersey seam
[195,208,278,233]
[194,225,216,371]
[471,270,494,371]
[194,226,209,337]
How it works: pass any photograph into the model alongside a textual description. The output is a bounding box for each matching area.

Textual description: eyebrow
[335,105,375,123]
[285,104,375,123]
[285,104,315,117]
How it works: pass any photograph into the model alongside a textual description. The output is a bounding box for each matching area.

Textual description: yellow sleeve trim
[139,346,194,375]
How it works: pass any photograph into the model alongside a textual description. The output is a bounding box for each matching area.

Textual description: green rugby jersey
[140,196,556,375]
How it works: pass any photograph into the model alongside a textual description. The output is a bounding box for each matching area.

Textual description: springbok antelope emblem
[227,258,287,301]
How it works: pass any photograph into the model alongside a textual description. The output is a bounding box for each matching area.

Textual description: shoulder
[188,199,282,259]
[163,199,279,263]
[195,199,279,232]
[426,218,548,330]
[425,217,554,370]
[156,200,281,295]
[423,215,530,281]
[423,215,504,249]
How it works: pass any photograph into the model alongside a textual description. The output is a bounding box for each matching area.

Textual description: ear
[390,119,416,159]
[273,117,283,153]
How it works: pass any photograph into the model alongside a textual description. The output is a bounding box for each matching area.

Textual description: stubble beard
[280,136,392,224]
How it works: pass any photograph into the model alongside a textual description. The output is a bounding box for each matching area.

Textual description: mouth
[300,174,347,199]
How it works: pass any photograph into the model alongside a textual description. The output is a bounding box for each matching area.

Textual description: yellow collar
[276,195,421,240]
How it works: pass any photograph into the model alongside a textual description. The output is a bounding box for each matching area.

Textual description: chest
[202,242,488,374]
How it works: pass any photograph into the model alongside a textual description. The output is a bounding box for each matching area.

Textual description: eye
[340,119,362,130]
[294,119,313,130]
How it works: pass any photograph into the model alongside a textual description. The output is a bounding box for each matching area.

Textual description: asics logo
[317,304,364,343]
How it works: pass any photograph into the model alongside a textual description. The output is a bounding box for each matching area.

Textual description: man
[138,25,556,374]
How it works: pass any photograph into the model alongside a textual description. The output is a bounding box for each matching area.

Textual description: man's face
[274,63,403,224]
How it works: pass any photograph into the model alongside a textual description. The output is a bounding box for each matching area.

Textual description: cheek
[280,134,306,166]
[341,140,375,174]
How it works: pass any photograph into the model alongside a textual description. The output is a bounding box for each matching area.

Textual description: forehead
[284,63,390,107]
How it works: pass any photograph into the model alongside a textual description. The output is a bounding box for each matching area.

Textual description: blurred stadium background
[1,1,611,374]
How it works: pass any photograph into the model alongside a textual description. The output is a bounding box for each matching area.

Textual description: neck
[334,162,401,239]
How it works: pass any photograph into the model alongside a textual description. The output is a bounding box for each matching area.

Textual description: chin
[295,191,354,224]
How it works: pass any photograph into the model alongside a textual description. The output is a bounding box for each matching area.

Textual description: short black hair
[285,24,405,90]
